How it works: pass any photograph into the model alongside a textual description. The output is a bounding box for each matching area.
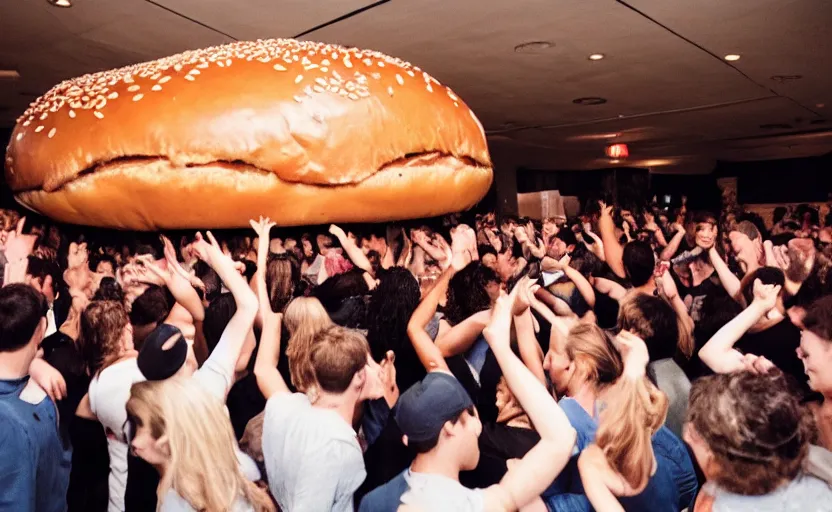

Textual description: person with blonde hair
[283,296,332,394]
[526,321,697,511]
[125,377,275,512]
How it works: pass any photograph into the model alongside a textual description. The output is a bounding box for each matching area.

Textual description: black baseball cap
[395,372,474,443]
[137,323,188,381]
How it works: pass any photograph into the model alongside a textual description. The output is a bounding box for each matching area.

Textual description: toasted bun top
[4,39,490,193]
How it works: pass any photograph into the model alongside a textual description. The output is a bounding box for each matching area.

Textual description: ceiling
[1,0,830,175]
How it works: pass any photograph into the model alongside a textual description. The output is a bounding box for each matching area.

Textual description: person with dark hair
[0,284,71,511]
[367,267,422,391]
[799,296,832,450]
[699,273,809,395]
[622,241,656,291]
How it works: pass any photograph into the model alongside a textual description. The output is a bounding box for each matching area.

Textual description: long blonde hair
[283,297,332,392]
[563,323,668,490]
[126,378,275,512]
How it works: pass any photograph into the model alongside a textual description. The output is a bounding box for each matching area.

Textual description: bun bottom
[14,158,493,230]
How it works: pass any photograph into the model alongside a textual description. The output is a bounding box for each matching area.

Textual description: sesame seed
[185,75,195,81]
[322,59,331,66]
[313,85,324,93]
[133,94,144,102]
[189,69,201,75]
[22,120,31,127]
[94,111,104,119]
[15,133,23,141]
[426,84,433,92]
[396,74,404,85]
[348,92,359,100]
[217,61,225,67]
[377,61,385,67]
[315,78,327,87]
[320,67,328,72]
[69,110,76,118]
[158,76,171,84]
[295,75,303,84]
[293,95,303,103]
[35,126,44,133]
[108,92,119,99]
[152,85,162,91]
[363,59,372,66]
[344,57,353,68]
[47,128,57,138]
[387,86,394,96]
[40,113,48,120]
[273,64,286,71]
[128,85,141,92]
[225,59,232,66]
[454,102,459,107]
[174,64,183,72]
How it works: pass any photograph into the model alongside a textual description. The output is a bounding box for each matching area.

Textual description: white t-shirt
[400,472,484,512]
[88,358,146,512]
[159,489,254,512]
[263,393,366,512]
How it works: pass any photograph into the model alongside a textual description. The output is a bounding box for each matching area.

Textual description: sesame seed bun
[4,39,492,230]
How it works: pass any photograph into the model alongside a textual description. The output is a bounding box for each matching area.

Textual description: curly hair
[366,267,421,390]
[686,370,812,495]
[443,262,499,326]
[80,300,130,374]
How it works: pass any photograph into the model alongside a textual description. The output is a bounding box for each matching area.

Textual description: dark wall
[715,153,832,204]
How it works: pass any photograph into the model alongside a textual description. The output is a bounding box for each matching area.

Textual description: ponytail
[595,375,668,490]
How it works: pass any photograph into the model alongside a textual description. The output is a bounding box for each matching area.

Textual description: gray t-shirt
[400,472,484,512]
[263,393,366,512]
[708,474,832,511]
[159,489,254,512]
[648,358,690,438]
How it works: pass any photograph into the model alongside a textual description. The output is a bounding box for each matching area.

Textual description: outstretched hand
[752,278,781,312]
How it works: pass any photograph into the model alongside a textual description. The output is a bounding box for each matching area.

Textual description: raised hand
[4,217,37,263]
[511,277,539,317]
[599,201,613,218]
[752,279,781,312]
[613,330,650,378]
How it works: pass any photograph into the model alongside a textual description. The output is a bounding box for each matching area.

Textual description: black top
[735,318,810,396]
[461,423,540,489]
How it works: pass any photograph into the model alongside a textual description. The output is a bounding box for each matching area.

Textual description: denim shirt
[543,398,698,512]
[0,376,72,512]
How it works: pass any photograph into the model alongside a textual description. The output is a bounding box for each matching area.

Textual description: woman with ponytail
[525,322,697,511]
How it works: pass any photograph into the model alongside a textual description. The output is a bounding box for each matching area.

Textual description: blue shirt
[0,376,71,512]
[543,398,698,512]
[359,469,410,512]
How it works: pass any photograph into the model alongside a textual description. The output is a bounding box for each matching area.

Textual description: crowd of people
[2,195,832,512]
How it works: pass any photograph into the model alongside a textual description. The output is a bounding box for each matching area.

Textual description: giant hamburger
[4,39,492,230]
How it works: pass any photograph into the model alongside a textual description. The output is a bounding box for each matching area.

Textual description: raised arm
[699,279,779,373]
[708,246,741,301]
[434,310,490,357]
[330,224,373,275]
[192,231,259,395]
[542,255,596,309]
[659,224,687,262]
[407,265,455,373]
[598,202,626,279]
[483,283,577,512]
[512,280,546,385]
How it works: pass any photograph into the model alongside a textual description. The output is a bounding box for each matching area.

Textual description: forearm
[253,315,289,398]
[598,216,625,278]
[407,268,453,372]
[514,311,546,385]
[565,267,596,308]
[699,302,765,372]
[335,233,374,274]
[166,274,205,322]
[660,232,684,262]
[652,229,668,248]
[435,312,489,357]
[709,248,741,300]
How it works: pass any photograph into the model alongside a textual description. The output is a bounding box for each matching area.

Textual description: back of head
[308,325,369,395]
[622,241,655,287]
[687,371,810,495]
[130,285,171,327]
[80,300,130,374]
[203,293,237,353]
[618,294,690,359]
[126,377,273,511]
[733,220,761,242]
[265,254,297,314]
[313,269,370,314]
[0,284,46,353]
[366,267,420,363]
[566,323,623,387]
[444,262,499,325]
[283,297,332,392]
[92,277,124,302]
[738,266,785,308]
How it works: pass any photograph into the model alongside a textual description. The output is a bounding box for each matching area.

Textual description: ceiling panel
[626,0,832,114]
[305,0,771,131]
[152,0,381,40]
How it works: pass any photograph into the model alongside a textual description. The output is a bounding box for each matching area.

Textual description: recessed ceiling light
[588,53,605,61]
[514,41,554,54]
[0,70,20,80]
[47,0,72,7]
[817,103,826,109]
[572,97,607,106]
[724,54,741,62]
